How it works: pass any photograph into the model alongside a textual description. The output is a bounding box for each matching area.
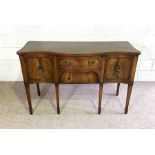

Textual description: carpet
[0,82,155,128]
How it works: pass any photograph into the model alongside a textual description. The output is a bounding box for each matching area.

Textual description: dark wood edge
[17,51,141,56]
[130,56,138,81]
[53,56,58,83]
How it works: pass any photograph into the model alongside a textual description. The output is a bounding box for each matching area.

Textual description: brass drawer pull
[113,58,121,78]
[38,65,44,71]
[38,66,43,70]
[63,59,70,65]
[88,60,96,65]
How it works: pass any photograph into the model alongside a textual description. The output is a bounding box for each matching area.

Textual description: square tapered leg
[36,83,41,96]
[125,84,133,114]
[55,84,60,114]
[98,84,103,114]
[116,83,120,96]
[24,83,33,115]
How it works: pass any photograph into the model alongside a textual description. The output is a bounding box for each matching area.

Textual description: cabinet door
[25,55,53,83]
[104,55,133,83]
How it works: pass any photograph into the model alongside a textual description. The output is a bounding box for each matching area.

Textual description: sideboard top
[17,41,140,55]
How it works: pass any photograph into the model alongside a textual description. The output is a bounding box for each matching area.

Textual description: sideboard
[17,41,140,115]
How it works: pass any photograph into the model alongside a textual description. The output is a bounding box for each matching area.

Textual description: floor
[0,82,155,128]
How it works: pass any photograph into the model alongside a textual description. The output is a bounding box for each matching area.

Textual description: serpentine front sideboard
[17,41,140,115]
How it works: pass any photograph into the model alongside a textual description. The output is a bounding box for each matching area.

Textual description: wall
[0,25,155,81]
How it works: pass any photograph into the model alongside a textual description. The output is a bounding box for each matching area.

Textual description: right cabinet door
[104,55,134,83]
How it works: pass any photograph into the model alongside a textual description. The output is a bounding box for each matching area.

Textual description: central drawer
[58,69,100,84]
[57,56,101,68]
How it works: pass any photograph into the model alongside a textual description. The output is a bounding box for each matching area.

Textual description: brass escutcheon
[88,60,96,65]
[63,59,70,65]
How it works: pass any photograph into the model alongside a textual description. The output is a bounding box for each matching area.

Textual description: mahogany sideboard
[17,41,140,115]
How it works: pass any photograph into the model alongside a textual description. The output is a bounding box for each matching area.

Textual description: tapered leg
[36,83,40,96]
[125,84,133,114]
[116,83,120,96]
[24,83,33,115]
[55,84,60,114]
[98,84,103,114]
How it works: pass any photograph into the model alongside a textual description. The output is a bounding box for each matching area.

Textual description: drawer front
[57,56,101,68]
[104,56,133,82]
[58,69,100,84]
[25,56,53,82]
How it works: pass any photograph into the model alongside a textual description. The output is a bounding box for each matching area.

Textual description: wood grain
[17,41,140,114]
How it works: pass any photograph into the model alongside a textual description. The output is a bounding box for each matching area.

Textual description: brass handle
[63,59,70,65]
[38,65,43,71]
[88,60,96,65]
[113,62,121,78]
[114,64,120,72]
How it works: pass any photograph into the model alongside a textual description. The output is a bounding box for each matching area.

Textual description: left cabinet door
[24,55,54,83]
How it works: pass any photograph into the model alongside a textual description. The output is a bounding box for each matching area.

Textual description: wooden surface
[17,41,140,55]
[17,41,140,115]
